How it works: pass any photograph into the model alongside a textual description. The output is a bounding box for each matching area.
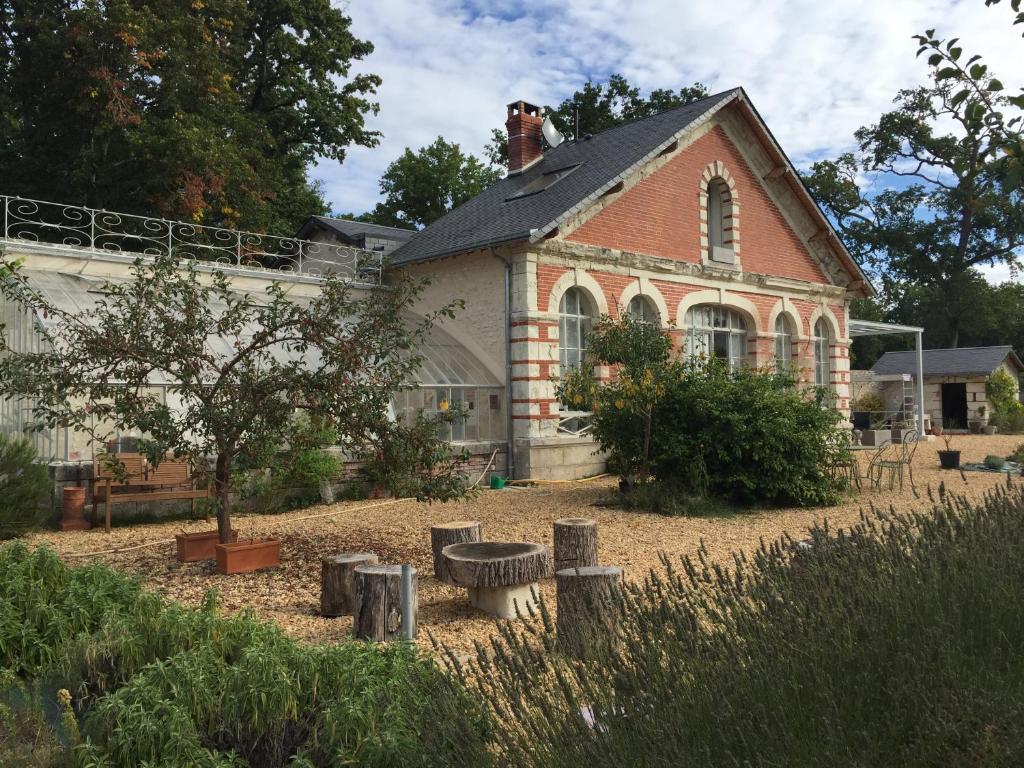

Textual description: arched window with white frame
[684,305,748,371]
[558,287,593,371]
[813,318,830,387]
[626,295,659,325]
[774,314,794,369]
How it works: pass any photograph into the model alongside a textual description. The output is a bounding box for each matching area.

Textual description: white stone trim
[699,161,741,268]
[546,268,610,316]
[617,278,671,327]
[676,288,762,334]
[808,304,843,342]
[766,298,805,341]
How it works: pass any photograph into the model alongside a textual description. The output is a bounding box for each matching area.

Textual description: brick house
[319,88,873,479]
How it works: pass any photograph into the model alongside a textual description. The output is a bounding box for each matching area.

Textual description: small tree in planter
[0,254,460,548]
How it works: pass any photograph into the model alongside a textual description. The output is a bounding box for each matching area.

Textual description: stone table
[440,541,552,619]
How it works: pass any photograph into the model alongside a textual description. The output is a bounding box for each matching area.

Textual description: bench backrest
[94,453,147,485]
[148,459,192,485]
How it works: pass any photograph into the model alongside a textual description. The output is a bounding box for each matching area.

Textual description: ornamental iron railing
[0,195,383,283]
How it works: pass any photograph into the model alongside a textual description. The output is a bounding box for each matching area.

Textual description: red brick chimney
[506,100,543,174]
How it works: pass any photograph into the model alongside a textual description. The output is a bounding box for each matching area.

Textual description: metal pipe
[489,246,516,480]
[916,331,926,436]
[400,563,415,641]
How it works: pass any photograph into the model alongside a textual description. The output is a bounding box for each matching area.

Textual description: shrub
[0,542,491,767]
[460,482,1024,767]
[986,368,1024,433]
[985,454,1007,470]
[615,480,736,517]
[560,317,846,507]
[0,434,49,539]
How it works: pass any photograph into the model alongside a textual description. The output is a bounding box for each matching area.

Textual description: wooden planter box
[176,530,237,562]
[215,539,280,574]
[860,429,892,447]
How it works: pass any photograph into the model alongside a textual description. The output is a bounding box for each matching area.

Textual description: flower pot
[968,421,982,434]
[938,450,961,470]
[930,424,943,436]
[215,539,280,574]
[59,486,91,531]
[983,425,997,435]
[176,530,238,562]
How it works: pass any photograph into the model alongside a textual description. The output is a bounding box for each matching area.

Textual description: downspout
[489,247,516,479]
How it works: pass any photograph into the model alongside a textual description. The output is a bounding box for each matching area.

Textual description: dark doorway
[941,383,968,430]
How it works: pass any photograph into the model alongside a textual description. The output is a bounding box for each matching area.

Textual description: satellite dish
[542,115,565,148]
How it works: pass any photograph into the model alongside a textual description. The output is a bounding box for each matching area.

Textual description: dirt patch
[27,434,1022,657]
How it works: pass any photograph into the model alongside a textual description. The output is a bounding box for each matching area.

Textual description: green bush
[0,542,491,767]
[560,317,846,507]
[462,483,1024,767]
[986,368,1024,433]
[0,434,50,538]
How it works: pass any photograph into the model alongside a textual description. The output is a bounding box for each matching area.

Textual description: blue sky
[316,0,1022,280]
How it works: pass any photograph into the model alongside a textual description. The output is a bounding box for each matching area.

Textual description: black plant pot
[938,450,961,470]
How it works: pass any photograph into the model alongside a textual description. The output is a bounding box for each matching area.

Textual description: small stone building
[869,346,1023,430]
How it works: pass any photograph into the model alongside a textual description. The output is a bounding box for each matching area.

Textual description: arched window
[559,287,592,371]
[626,295,659,325]
[774,314,794,369]
[684,305,748,370]
[813,318,830,387]
[707,178,728,250]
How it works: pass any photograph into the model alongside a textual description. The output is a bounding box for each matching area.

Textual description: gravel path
[26,434,1020,657]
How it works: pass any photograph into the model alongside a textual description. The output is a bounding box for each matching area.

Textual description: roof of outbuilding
[871,346,1024,377]
[389,89,738,266]
[297,216,415,244]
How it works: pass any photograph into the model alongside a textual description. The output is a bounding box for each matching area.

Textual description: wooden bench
[92,454,210,532]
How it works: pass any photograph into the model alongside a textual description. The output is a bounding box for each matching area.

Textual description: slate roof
[871,346,1024,377]
[390,89,739,266]
[297,216,415,244]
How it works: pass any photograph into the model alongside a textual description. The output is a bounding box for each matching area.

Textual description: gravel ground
[26,434,1021,657]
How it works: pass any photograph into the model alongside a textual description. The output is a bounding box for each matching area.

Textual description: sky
[314,0,1023,280]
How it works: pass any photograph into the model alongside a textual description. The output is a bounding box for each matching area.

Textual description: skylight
[505,164,581,201]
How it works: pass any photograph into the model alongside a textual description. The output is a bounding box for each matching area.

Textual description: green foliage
[559,317,846,507]
[0,541,490,767]
[985,454,1007,470]
[0,434,49,539]
[0,254,463,542]
[803,14,1023,348]
[614,480,736,518]
[361,409,472,502]
[0,0,380,233]
[986,368,1024,433]
[461,483,1024,767]
[1010,442,1024,463]
[362,137,502,229]
[852,390,885,413]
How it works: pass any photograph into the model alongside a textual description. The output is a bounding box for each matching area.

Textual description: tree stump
[431,520,482,581]
[556,566,623,659]
[320,552,379,617]
[553,518,598,572]
[352,564,417,641]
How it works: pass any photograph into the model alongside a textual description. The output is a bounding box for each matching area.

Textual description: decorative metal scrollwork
[1,195,383,284]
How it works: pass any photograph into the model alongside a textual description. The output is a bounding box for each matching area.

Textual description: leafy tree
[484,75,709,166]
[363,137,502,229]
[0,255,460,543]
[0,0,381,234]
[0,435,49,539]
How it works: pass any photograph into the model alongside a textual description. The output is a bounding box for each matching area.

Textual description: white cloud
[318,0,1023,229]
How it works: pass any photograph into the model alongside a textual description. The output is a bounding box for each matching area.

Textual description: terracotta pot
[215,539,281,574]
[176,530,237,562]
[59,486,91,531]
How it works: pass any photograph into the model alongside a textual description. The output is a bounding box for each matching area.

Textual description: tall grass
[0,542,490,767]
[456,480,1024,767]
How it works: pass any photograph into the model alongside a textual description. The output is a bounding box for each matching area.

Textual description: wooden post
[553,518,598,572]
[430,520,482,581]
[320,552,379,617]
[353,564,417,642]
[556,565,623,659]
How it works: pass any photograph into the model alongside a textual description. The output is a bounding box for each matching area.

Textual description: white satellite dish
[542,115,565,147]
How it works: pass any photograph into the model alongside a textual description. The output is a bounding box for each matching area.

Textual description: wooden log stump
[553,518,598,572]
[352,564,417,641]
[431,520,482,582]
[320,552,378,617]
[556,565,623,659]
